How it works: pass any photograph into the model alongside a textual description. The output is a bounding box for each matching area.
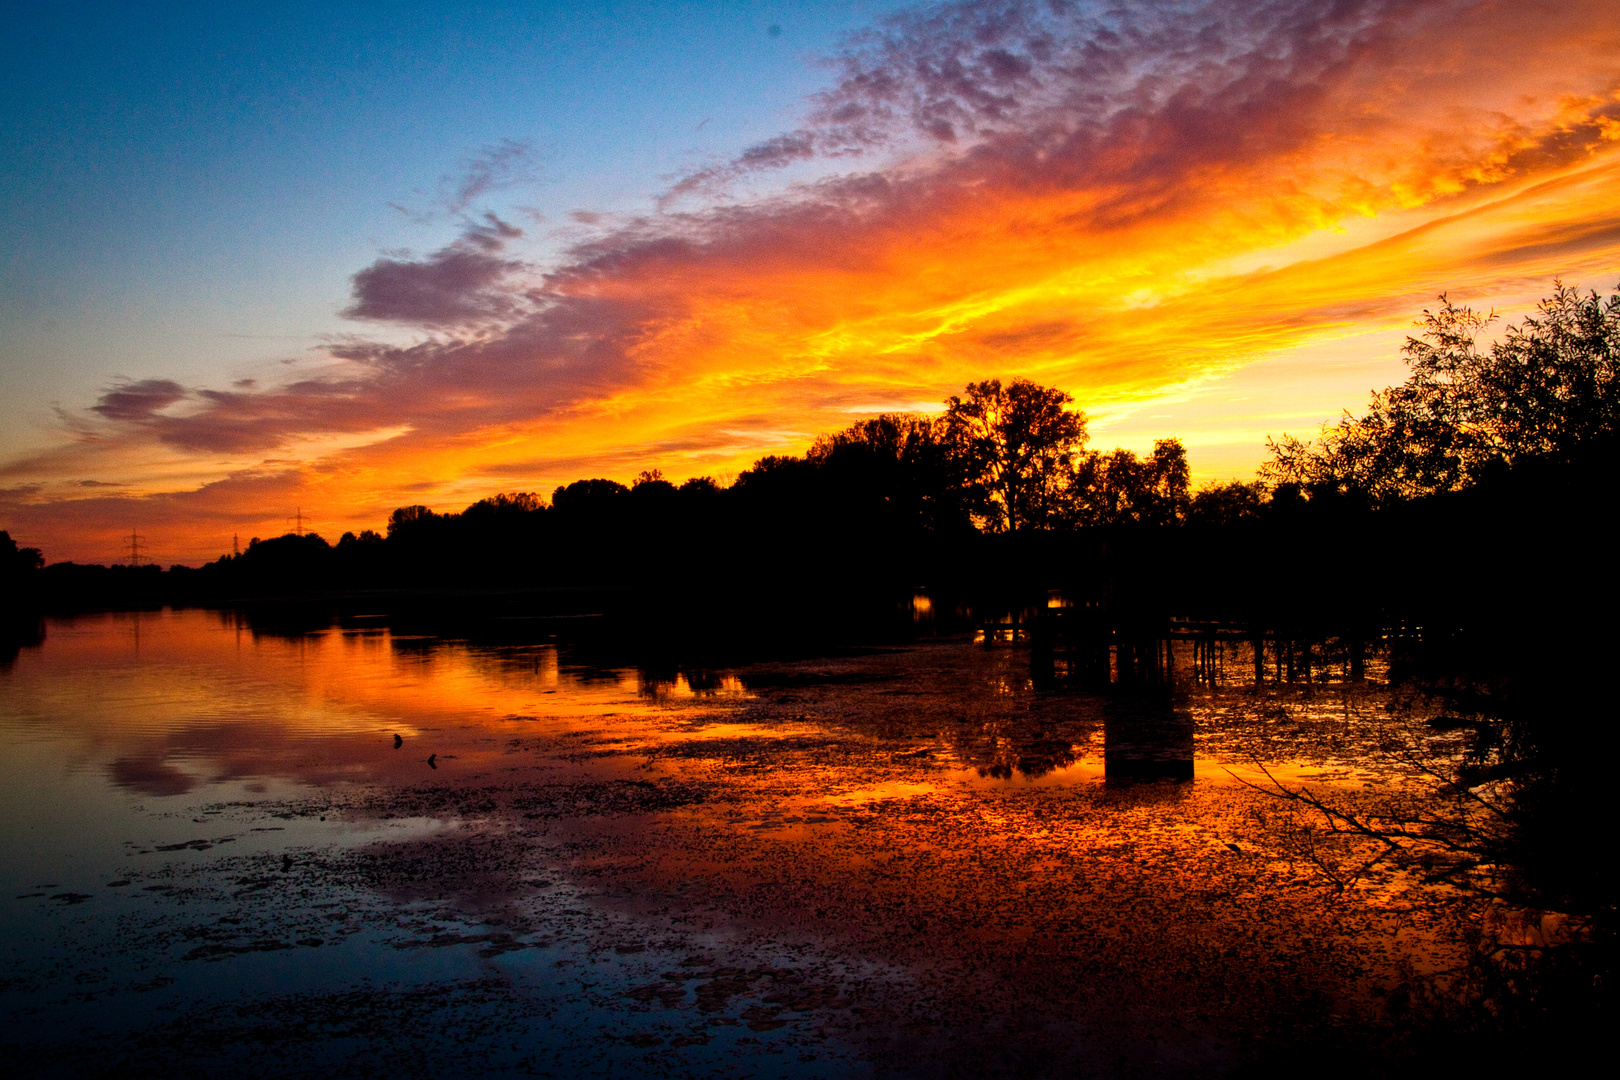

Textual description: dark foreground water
[1,609,1489,1077]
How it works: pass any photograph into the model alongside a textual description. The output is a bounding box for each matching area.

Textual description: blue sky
[0,1,903,453]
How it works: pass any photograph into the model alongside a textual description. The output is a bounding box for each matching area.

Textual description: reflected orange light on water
[0,610,747,797]
[0,610,1524,1070]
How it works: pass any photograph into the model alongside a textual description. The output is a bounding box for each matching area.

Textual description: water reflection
[940,686,1194,784]
[638,669,749,703]
[0,607,1475,1077]
[3,610,1388,800]
[0,612,44,669]
[963,730,1084,781]
[1103,689,1194,782]
[0,609,723,798]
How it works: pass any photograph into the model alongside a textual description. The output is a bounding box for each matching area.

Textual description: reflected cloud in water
[0,609,738,798]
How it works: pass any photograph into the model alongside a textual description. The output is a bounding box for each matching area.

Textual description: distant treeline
[4,378,1250,612]
[5,281,1618,631]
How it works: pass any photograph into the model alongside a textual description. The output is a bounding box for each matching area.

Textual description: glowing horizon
[3,0,1619,564]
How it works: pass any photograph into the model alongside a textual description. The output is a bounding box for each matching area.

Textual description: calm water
[1,608,1477,1077]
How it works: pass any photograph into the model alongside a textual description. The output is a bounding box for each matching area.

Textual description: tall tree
[942,378,1088,532]
[1139,438,1191,526]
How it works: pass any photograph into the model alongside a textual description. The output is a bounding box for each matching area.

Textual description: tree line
[1263,282,1619,503]
[324,374,1203,557]
[91,377,1227,599]
[4,279,1615,618]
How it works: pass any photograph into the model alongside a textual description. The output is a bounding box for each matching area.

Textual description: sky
[2,0,1618,565]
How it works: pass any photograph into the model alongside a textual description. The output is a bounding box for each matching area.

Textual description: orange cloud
[5,0,1620,563]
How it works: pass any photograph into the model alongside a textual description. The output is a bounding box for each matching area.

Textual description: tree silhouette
[807,413,968,532]
[387,504,441,537]
[551,478,630,512]
[1264,283,1620,502]
[2,530,43,578]
[1188,480,1266,528]
[1076,438,1190,526]
[1138,438,1191,526]
[943,378,1088,532]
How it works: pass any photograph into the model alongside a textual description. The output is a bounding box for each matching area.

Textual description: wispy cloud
[343,213,529,326]
[90,379,187,422]
[443,139,539,215]
[391,139,542,223]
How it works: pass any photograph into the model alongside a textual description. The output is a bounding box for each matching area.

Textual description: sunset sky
[3,0,1618,564]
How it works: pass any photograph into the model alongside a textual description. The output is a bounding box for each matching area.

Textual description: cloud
[673,0,1620,211]
[343,214,528,325]
[108,757,196,796]
[391,140,541,223]
[665,132,828,203]
[475,424,810,482]
[442,139,538,215]
[91,379,187,422]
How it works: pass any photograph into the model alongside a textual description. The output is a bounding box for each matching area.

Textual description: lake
[1,607,1480,1077]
